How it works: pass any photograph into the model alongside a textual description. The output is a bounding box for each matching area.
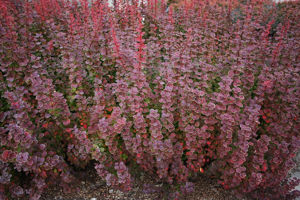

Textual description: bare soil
[40,163,248,200]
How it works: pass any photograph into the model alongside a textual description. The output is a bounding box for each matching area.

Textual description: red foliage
[0,0,299,200]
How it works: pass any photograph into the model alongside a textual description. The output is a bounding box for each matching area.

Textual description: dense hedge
[0,0,300,199]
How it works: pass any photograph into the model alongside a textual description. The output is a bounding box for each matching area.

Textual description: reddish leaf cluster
[0,0,299,200]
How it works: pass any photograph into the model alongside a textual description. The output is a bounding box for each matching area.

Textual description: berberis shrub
[0,0,299,199]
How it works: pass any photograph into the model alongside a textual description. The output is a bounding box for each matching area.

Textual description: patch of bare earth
[40,163,248,200]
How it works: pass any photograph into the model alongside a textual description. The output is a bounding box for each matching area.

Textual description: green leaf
[100,147,105,152]
[121,153,128,160]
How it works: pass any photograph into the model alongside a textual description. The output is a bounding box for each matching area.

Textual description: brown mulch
[40,163,248,200]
